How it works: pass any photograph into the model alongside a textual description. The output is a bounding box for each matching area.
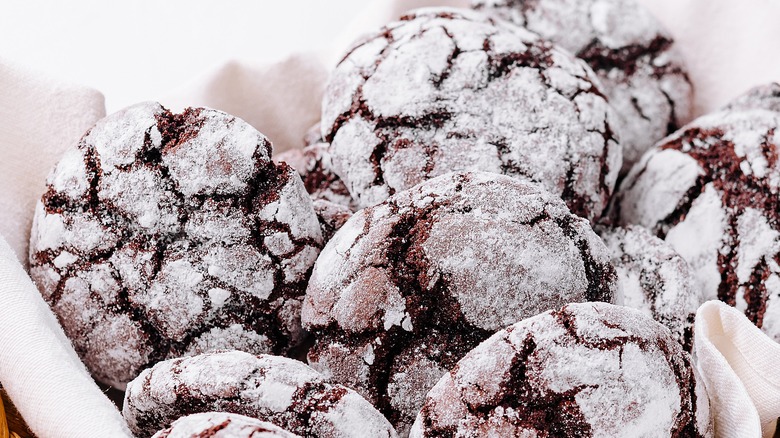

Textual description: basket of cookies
[1,0,779,437]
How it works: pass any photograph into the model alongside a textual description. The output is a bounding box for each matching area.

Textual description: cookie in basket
[28,102,323,388]
[302,171,617,434]
[321,7,622,222]
[274,123,356,211]
[274,129,355,242]
[612,88,780,341]
[723,82,780,113]
[472,0,693,172]
[152,413,299,438]
[598,225,704,351]
[123,351,398,438]
[411,302,714,437]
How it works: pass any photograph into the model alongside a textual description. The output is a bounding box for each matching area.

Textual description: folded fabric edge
[695,300,776,437]
[0,56,106,267]
[0,234,131,438]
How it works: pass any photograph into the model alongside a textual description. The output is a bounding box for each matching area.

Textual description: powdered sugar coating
[322,7,621,222]
[28,102,323,388]
[274,140,357,211]
[124,351,398,438]
[598,225,704,351]
[612,100,780,341]
[274,139,357,242]
[312,199,354,242]
[152,413,300,438]
[724,82,780,114]
[411,302,713,437]
[473,0,692,172]
[302,171,617,434]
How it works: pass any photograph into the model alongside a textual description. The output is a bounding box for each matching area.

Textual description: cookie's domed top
[151,413,301,438]
[323,7,621,222]
[303,171,617,434]
[473,0,692,171]
[411,302,713,437]
[29,102,323,388]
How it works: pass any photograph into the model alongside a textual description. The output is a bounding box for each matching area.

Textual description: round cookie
[152,413,300,438]
[274,130,356,242]
[274,141,356,210]
[322,7,622,222]
[312,199,354,243]
[473,0,692,171]
[123,351,398,438]
[28,102,323,388]
[612,99,780,341]
[598,225,704,351]
[302,171,618,434]
[723,82,780,114]
[410,302,713,437]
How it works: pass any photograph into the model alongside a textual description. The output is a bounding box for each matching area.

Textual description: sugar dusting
[28,102,323,387]
[303,171,617,434]
[123,351,398,438]
[151,412,301,438]
[322,7,621,222]
[473,0,693,171]
[600,225,704,350]
[411,302,713,437]
[615,102,780,341]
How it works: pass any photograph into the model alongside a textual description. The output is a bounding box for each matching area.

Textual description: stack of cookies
[25,2,780,437]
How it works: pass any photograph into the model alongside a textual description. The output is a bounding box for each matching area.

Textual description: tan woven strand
[0,393,10,438]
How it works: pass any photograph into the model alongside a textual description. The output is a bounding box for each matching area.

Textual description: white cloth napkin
[695,301,780,438]
[0,234,131,437]
[0,59,106,267]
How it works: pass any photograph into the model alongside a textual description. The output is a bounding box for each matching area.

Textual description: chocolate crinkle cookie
[152,413,300,438]
[302,171,617,435]
[473,0,692,172]
[322,7,622,222]
[598,225,704,351]
[28,102,323,388]
[612,90,780,340]
[411,302,714,437]
[123,351,399,438]
[723,82,780,114]
[275,127,356,241]
[312,199,353,242]
[274,125,357,210]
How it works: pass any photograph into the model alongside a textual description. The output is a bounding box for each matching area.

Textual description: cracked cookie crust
[28,102,323,388]
[321,7,622,223]
[410,302,713,437]
[612,90,780,341]
[301,171,617,435]
[598,225,704,352]
[152,413,300,438]
[473,0,692,172]
[123,351,398,438]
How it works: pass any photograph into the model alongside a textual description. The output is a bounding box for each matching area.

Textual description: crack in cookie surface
[302,171,617,434]
[29,102,323,387]
[322,7,621,222]
[411,303,712,437]
[472,0,693,171]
